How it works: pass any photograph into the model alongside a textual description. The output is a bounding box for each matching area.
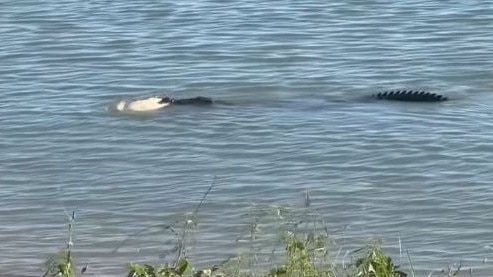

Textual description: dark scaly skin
[158,96,214,105]
[158,91,448,106]
[172,96,214,105]
[372,90,448,102]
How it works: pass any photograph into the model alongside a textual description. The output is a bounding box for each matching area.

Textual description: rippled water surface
[2,0,493,275]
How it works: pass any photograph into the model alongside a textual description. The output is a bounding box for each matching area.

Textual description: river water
[2,0,493,276]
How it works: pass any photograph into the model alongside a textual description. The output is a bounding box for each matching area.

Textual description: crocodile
[116,90,448,112]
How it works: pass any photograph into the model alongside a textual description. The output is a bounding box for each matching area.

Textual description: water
[2,0,493,275]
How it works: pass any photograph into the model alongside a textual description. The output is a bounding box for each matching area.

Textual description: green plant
[354,244,407,277]
[227,193,335,277]
[43,211,77,277]
[127,258,190,277]
[284,234,321,277]
[125,180,216,277]
[41,188,418,277]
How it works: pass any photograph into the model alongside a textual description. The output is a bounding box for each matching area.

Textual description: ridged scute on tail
[372,90,448,102]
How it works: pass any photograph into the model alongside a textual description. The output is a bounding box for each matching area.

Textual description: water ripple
[2,0,493,276]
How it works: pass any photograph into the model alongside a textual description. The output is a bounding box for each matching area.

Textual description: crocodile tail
[373,90,448,102]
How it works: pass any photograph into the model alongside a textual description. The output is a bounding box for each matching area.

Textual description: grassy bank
[41,187,465,277]
[43,214,410,277]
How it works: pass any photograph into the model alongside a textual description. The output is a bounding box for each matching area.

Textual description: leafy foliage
[354,245,407,277]
[127,259,190,277]
[43,250,76,277]
[43,211,78,277]
[45,189,415,277]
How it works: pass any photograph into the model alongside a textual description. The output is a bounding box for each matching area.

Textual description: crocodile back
[373,90,448,102]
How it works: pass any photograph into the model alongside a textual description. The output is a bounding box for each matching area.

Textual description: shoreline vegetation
[42,185,468,277]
